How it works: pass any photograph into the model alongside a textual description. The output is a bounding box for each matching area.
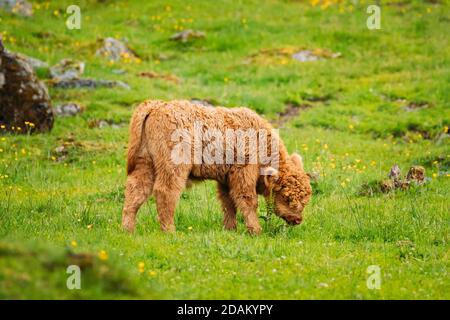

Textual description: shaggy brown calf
[122,100,311,234]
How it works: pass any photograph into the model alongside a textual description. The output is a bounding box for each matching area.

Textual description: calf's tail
[126,102,152,175]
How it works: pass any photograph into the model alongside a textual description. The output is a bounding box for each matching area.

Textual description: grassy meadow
[0,0,449,299]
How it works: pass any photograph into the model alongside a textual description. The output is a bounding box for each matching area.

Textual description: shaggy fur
[122,100,312,234]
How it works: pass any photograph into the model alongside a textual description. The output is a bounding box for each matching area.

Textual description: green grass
[1,0,449,299]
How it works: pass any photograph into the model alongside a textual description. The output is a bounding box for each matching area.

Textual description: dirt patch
[400,100,430,112]
[302,93,332,103]
[169,29,206,43]
[244,47,341,65]
[32,31,54,39]
[138,71,181,84]
[402,123,433,140]
[51,134,121,162]
[51,134,81,162]
[274,102,312,127]
[381,94,431,112]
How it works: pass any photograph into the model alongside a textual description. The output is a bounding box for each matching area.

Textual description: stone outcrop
[0,40,54,133]
[0,0,33,17]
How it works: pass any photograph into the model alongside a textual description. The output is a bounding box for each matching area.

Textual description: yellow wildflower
[138,262,145,273]
[98,250,108,261]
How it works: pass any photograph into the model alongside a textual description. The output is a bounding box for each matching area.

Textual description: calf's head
[262,153,312,225]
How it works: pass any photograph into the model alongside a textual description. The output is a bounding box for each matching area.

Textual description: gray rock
[49,58,129,90]
[50,59,85,82]
[0,40,54,133]
[406,166,425,185]
[98,120,109,128]
[112,69,127,75]
[401,102,429,112]
[292,49,341,63]
[96,37,137,62]
[0,0,33,17]
[17,53,48,70]
[436,132,449,145]
[88,119,124,129]
[170,29,206,43]
[52,78,130,90]
[54,145,66,154]
[292,50,322,62]
[388,164,401,181]
[54,103,83,117]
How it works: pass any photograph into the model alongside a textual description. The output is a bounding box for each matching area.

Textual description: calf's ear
[291,153,304,171]
[261,167,279,188]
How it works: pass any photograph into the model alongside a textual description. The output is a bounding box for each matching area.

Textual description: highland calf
[122,100,312,234]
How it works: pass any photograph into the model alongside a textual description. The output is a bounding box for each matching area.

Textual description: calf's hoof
[160,224,176,233]
[223,222,237,231]
[247,226,262,235]
[121,217,136,233]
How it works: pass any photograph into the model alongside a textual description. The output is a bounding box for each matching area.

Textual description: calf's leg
[122,158,154,232]
[217,184,237,230]
[228,169,261,235]
[153,167,189,232]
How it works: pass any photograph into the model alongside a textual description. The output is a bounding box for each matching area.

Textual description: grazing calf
[122,100,311,234]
